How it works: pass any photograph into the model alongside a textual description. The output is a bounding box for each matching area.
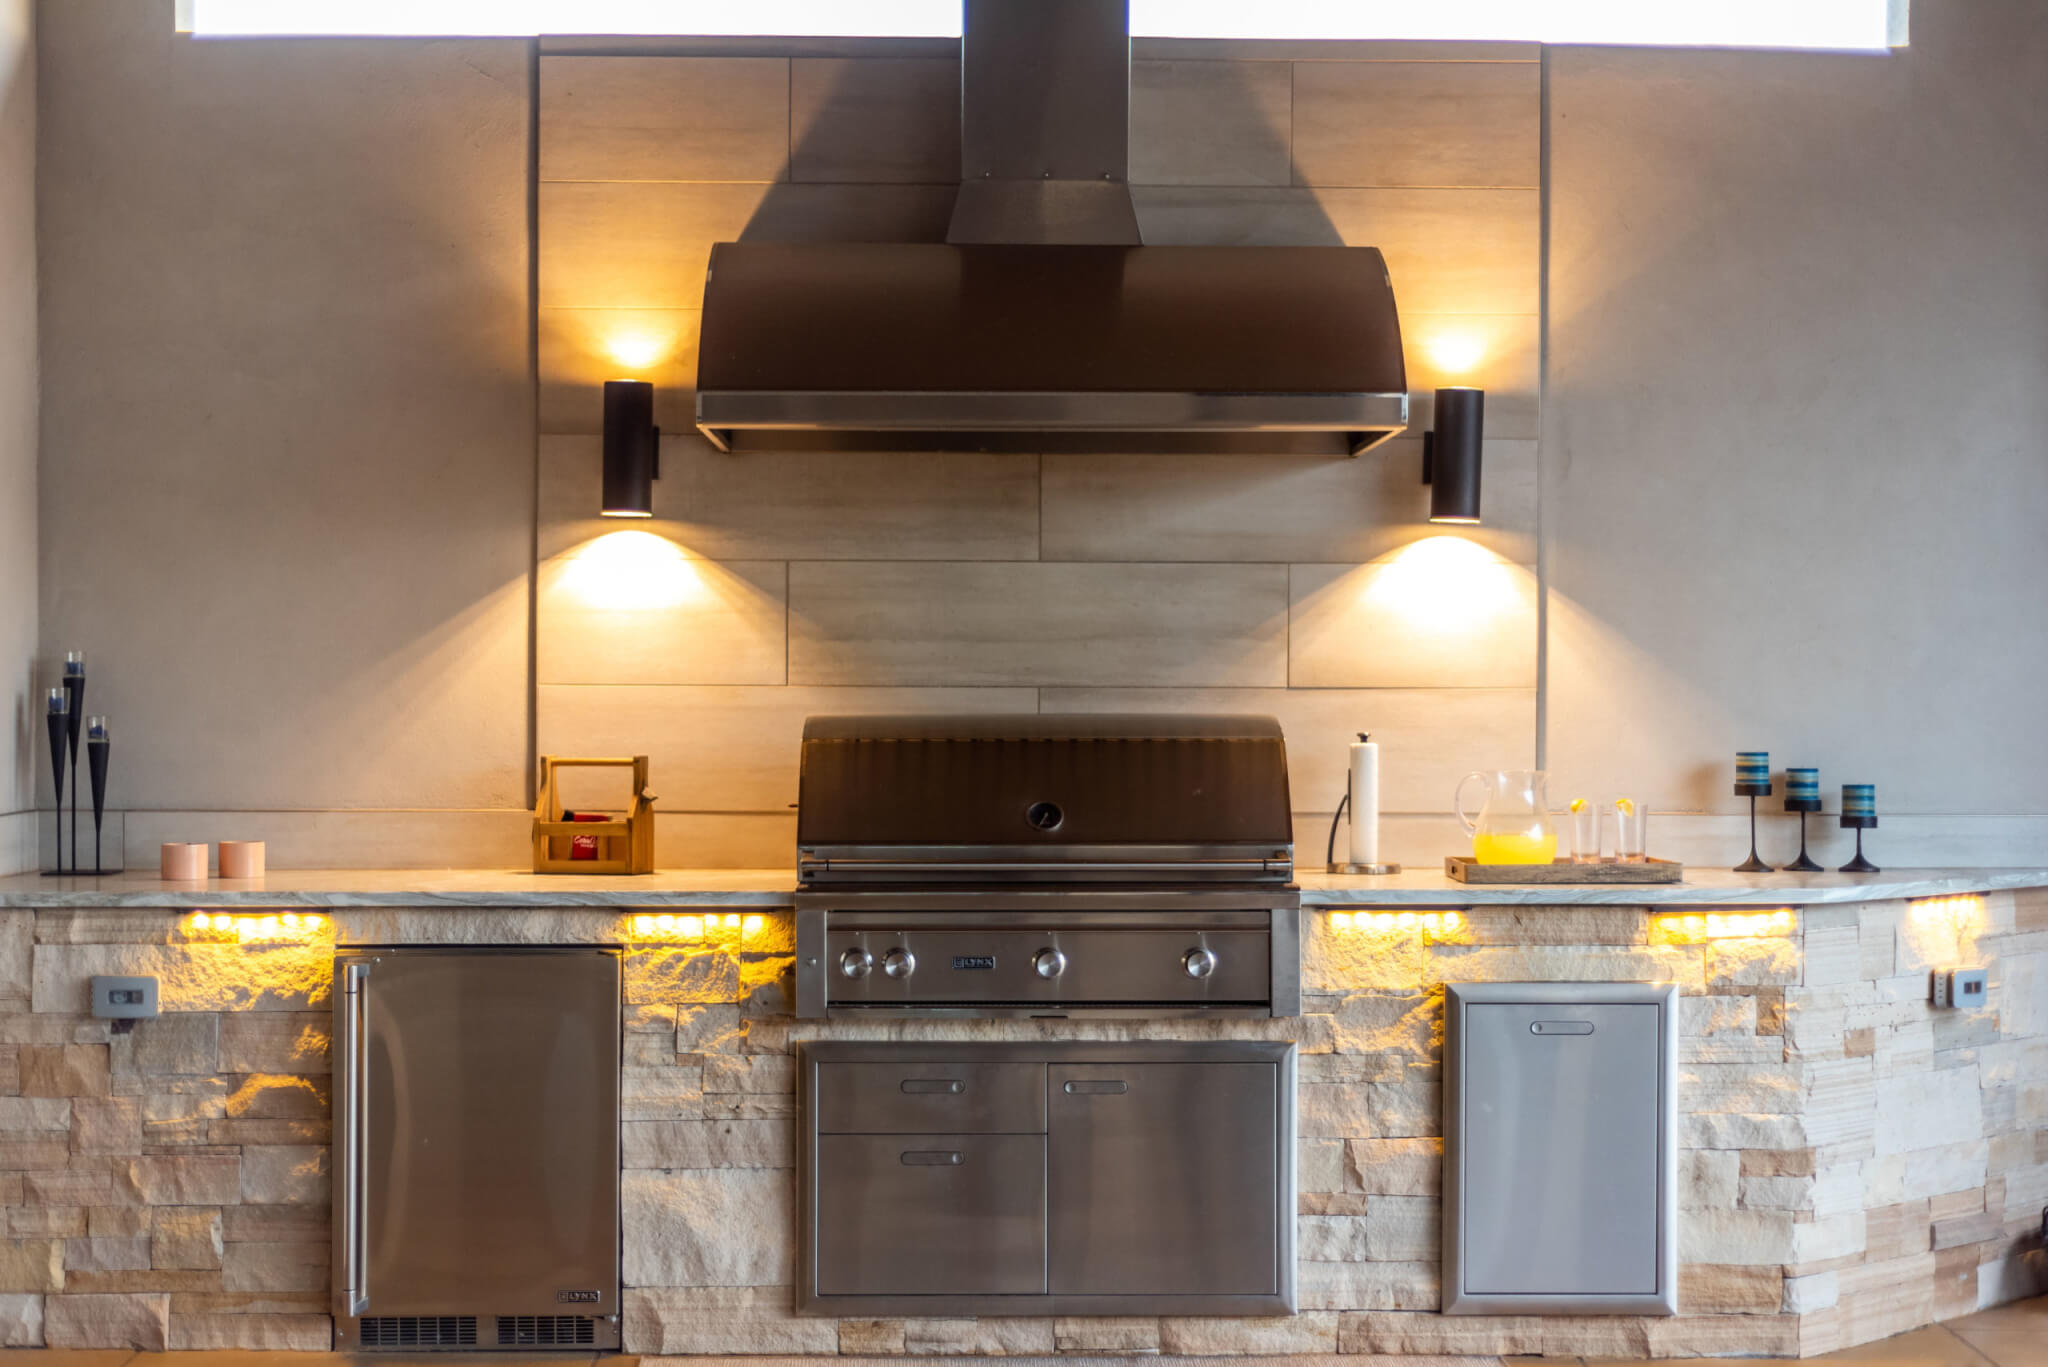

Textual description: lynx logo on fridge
[556,1290,601,1304]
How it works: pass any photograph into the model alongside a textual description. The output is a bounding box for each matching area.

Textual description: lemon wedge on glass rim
[1569,798,1587,813]
[1615,796,1636,815]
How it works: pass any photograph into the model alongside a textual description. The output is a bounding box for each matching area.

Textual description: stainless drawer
[814,1061,1046,1134]
[814,1133,1047,1295]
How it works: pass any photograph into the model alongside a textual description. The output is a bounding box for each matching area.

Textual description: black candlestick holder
[87,717,113,876]
[1783,796,1824,872]
[44,691,69,875]
[1839,815,1879,873]
[1734,781,1773,872]
[62,653,84,877]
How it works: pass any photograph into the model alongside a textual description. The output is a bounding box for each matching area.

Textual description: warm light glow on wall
[186,910,328,943]
[606,333,673,371]
[1329,909,1461,936]
[1421,329,1489,378]
[179,0,1902,48]
[558,530,703,611]
[1651,909,1796,943]
[628,911,768,943]
[1363,536,1523,631]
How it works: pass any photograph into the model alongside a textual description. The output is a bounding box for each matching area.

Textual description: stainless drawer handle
[1531,1020,1595,1036]
[900,1079,965,1095]
[1064,1080,1127,1095]
[901,1150,963,1166]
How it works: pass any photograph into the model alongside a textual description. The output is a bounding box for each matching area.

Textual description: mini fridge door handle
[340,961,371,1316]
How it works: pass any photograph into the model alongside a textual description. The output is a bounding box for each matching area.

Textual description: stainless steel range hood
[694,0,1409,458]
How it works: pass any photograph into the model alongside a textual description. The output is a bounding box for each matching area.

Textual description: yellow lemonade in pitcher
[1473,830,1558,865]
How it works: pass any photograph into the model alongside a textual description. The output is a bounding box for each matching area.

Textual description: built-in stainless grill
[793,715,1301,1018]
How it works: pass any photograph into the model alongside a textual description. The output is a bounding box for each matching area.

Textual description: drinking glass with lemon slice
[1614,797,1649,864]
[1569,797,1605,864]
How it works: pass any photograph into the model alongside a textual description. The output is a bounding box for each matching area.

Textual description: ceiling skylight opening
[178,0,1907,51]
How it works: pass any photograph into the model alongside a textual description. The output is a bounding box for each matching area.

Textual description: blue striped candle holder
[1734,751,1773,872]
[1839,784,1878,873]
[1782,767,1822,872]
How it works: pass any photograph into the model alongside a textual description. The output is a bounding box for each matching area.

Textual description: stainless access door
[1047,1062,1281,1297]
[334,948,621,1351]
[1444,981,1678,1316]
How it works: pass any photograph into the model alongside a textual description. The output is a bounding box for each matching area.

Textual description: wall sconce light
[602,379,660,518]
[1422,387,1484,525]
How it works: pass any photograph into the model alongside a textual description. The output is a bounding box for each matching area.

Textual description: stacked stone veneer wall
[1,894,2043,1356]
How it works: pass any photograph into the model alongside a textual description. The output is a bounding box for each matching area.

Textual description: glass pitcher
[1456,769,1558,865]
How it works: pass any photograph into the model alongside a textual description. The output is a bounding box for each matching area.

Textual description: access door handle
[340,961,372,1316]
[900,1079,965,1095]
[1063,1080,1128,1095]
[900,1150,964,1166]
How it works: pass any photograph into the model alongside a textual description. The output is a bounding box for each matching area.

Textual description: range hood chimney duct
[946,0,1143,246]
[691,0,1411,458]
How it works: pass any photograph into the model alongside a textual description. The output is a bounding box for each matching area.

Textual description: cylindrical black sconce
[602,379,660,518]
[1423,386,1484,525]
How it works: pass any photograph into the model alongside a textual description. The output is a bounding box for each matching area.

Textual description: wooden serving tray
[1445,856,1684,884]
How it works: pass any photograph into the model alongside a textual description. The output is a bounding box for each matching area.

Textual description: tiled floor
[0,1301,2040,1366]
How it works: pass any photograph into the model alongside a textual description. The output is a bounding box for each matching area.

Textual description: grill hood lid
[693,0,1409,458]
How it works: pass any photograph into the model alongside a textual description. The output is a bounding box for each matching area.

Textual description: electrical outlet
[1930,967,1989,1009]
[90,975,158,1019]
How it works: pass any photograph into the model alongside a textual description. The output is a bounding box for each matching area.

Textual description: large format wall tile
[1041,687,1535,813]
[1293,62,1540,188]
[538,552,786,686]
[1130,60,1293,186]
[1042,440,1536,565]
[539,685,1038,810]
[538,436,1040,562]
[1290,555,1538,689]
[789,563,1289,687]
[791,58,959,183]
[541,57,790,183]
[540,181,954,310]
[1134,186,1539,314]
[540,181,764,309]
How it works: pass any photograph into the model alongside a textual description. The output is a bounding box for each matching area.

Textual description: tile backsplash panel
[536,50,1541,866]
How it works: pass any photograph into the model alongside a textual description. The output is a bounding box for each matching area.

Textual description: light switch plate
[1930,967,1989,1009]
[90,975,159,1019]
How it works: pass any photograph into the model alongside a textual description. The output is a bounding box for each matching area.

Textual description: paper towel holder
[1326,735,1402,875]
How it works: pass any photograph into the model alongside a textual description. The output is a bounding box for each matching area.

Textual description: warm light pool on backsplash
[1651,909,1797,944]
[1363,536,1526,633]
[559,530,703,610]
[185,910,328,943]
[1329,909,1462,936]
[628,911,766,943]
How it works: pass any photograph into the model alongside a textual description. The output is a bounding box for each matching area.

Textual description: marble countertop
[0,866,2043,908]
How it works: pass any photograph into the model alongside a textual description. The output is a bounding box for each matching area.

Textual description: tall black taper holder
[44,687,69,875]
[1839,784,1879,873]
[1782,766,1823,872]
[62,652,85,875]
[87,717,112,876]
[1734,750,1773,872]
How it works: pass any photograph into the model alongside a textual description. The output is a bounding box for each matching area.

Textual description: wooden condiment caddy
[532,755,655,875]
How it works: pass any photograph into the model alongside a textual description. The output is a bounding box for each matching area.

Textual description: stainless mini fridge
[332,947,621,1351]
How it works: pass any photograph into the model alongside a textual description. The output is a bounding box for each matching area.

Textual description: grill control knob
[883,948,917,980]
[1033,948,1068,980]
[839,948,873,979]
[1184,947,1219,979]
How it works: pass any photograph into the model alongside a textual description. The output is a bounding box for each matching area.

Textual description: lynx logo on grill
[555,1290,601,1304]
[951,955,997,971]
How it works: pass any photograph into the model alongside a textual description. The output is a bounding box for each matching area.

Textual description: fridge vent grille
[498,1315,598,1346]
[359,1315,478,1348]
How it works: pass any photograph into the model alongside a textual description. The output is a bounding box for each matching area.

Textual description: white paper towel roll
[1348,735,1380,867]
